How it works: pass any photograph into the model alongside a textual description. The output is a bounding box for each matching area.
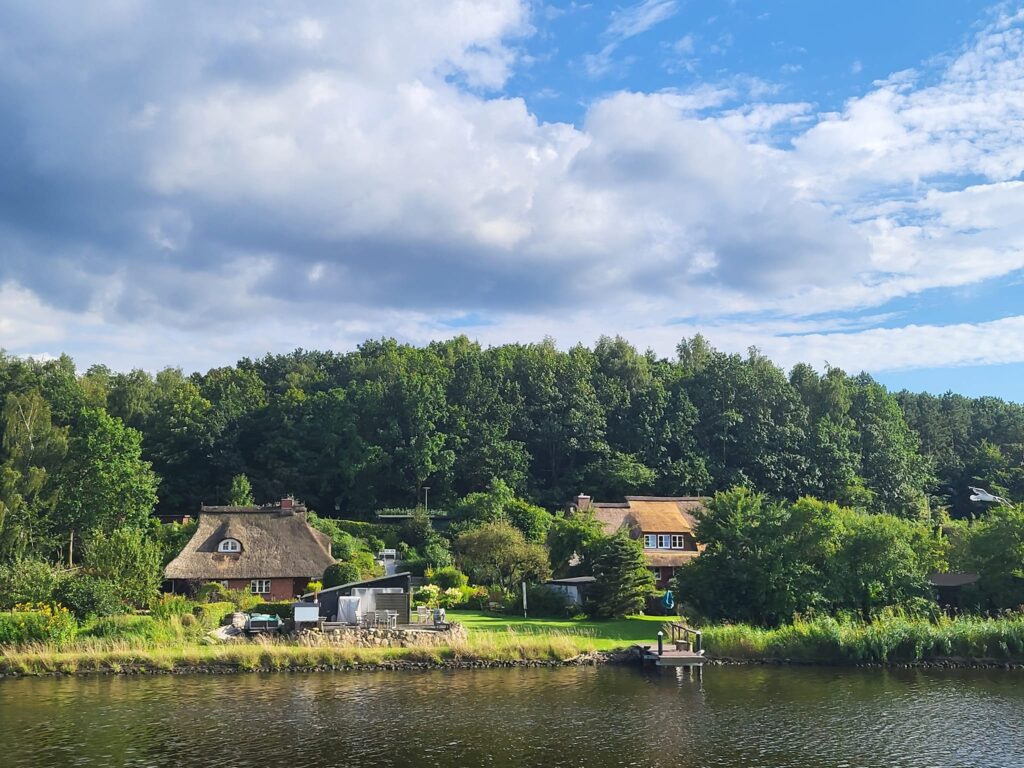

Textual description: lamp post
[657,630,664,656]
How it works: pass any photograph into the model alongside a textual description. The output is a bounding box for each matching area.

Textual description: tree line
[5,334,1024,563]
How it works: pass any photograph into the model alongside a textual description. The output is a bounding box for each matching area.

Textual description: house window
[671,535,686,549]
[250,579,271,595]
[658,535,670,549]
[218,538,241,553]
[644,534,657,549]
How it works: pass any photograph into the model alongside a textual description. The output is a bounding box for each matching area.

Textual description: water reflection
[0,666,1021,767]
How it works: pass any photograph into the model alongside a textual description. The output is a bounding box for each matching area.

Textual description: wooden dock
[635,622,708,667]
[639,648,706,667]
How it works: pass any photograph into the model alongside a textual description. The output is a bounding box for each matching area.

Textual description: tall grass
[0,627,595,675]
[703,611,1024,663]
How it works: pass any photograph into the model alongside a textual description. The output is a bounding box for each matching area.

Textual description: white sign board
[294,604,320,623]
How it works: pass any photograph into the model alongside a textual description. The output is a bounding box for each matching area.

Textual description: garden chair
[416,606,429,624]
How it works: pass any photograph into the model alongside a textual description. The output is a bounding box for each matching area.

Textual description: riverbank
[4,610,1024,676]
[0,633,625,676]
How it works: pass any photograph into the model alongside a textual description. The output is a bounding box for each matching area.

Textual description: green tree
[0,390,68,559]
[55,408,159,548]
[962,505,1024,610]
[586,532,655,618]
[228,473,254,506]
[83,528,163,608]
[455,520,551,592]
[547,510,606,576]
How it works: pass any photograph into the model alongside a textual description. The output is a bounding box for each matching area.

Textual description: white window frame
[250,579,271,595]
[658,534,671,549]
[218,538,241,553]
[671,535,686,550]
[644,534,657,549]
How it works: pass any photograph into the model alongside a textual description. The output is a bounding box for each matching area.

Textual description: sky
[4,1,1024,399]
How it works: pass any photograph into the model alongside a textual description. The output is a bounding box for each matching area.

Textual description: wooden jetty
[636,623,707,667]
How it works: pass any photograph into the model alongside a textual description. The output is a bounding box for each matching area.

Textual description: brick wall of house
[222,578,307,602]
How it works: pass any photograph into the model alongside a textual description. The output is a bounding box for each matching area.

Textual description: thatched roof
[579,496,705,536]
[165,506,334,581]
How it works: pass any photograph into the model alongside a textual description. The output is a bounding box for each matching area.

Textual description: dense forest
[3,334,1024,563]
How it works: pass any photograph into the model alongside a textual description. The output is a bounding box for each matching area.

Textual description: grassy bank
[0,624,601,676]
[703,613,1024,664]
[4,610,1024,676]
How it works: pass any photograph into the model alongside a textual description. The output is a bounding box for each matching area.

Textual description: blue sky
[3,1,1024,400]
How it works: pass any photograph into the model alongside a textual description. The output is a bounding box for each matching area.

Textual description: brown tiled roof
[644,551,699,567]
[165,508,334,581]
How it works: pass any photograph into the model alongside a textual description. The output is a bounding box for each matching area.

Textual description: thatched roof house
[165,498,335,601]
[568,495,706,588]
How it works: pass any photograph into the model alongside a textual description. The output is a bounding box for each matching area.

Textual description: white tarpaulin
[336,596,361,624]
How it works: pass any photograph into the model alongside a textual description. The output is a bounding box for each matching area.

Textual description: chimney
[574,494,592,512]
[280,497,294,514]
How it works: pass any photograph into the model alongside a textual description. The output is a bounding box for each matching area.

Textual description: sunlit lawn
[448,609,670,651]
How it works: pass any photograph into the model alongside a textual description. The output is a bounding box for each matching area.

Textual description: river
[1,665,1021,767]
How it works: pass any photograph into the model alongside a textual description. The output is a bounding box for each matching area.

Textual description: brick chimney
[280,497,294,514]
[573,493,592,512]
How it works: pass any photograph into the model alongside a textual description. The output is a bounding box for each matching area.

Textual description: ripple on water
[1,666,1022,768]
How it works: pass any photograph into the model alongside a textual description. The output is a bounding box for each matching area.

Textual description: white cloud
[4,1,1024,379]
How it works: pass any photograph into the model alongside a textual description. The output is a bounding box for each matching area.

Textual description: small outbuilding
[545,576,596,606]
[305,572,413,625]
[929,572,980,610]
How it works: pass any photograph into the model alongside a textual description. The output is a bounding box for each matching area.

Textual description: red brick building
[164,498,335,602]
[570,495,705,588]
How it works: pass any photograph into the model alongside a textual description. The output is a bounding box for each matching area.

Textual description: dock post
[657,631,664,656]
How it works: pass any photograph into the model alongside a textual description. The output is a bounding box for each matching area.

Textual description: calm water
[1,665,1022,767]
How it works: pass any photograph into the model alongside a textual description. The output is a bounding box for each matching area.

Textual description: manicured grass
[449,610,670,651]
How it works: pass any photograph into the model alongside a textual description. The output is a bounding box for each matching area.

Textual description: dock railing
[667,622,702,654]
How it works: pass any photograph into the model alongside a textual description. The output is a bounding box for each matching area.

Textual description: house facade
[569,494,705,588]
[164,498,336,602]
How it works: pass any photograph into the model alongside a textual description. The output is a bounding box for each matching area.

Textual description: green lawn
[448,609,671,651]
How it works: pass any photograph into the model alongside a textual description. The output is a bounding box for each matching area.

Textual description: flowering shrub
[414,584,441,607]
[0,603,78,647]
[437,587,463,609]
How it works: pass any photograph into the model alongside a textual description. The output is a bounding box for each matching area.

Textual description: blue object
[662,590,675,610]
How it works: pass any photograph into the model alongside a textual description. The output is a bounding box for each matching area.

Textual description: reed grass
[703,611,1024,663]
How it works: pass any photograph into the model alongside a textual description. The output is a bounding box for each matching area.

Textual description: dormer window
[218,538,242,553]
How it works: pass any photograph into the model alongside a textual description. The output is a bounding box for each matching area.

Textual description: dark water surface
[1,665,1022,767]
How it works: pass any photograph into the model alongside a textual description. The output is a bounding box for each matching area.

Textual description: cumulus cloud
[2,1,1024,377]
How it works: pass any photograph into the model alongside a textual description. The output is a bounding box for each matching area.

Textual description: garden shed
[305,572,412,625]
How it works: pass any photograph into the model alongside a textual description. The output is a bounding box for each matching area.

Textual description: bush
[0,603,78,647]
[523,584,571,618]
[195,582,232,603]
[193,601,236,629]
[427,566,469,591]
[400,554,428,577]
[55,575,124,619]
[324,562,360,588]
[83,614,160,641]
[437,587,464,609]
[149,594,195,621]
[414,584,441,607]
[0,559,66,609]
